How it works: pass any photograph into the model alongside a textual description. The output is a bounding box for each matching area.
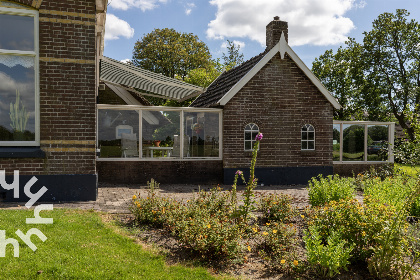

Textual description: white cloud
[109,0,168,11]
[207,0,364,47]
[120,59,131,63]
[185,2,195,15]
[221,40,245,49]
[105,14,135,41]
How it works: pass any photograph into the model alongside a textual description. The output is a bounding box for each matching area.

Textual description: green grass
[0,209,221,280]
[396,164,420,177]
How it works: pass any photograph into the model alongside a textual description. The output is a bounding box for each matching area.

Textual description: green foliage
[307,198,397,261]
[303,228,353,279]
[308,175,355,207]
[367,183,420,280]
[9,89,29,133]
[231,134,262,222]
[258,222,299,272]
[221,40,244,68]
[312,9,420,137]
[259,193,297,223]
[132,28,211,80]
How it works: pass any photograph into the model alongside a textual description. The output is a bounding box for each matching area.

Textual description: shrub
[307,198,396,261]
[259,193,297,223]
[308,175,355,207]
[258,222,298,272]
[303,227,353,279]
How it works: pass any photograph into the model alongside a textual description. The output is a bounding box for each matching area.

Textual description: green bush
[307,198,397,261]
[259,193,297,223]
[258,222,298,272]
[303,227,353,279]
[308,175,355,207]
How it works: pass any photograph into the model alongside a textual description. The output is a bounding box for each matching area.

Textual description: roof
[190,33,341,110]
[100,56,204,101]
[190,51,268,107]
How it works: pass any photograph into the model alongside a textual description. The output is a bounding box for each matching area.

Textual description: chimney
[266,16,288,49]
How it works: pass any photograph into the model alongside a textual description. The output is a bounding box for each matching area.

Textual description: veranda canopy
[100,56,204,101]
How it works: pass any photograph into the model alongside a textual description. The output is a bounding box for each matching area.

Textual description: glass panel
[301,141,307,150]
[0,56,35,141]
[308,132,314,140]
[333,124,340,161]
[308,125,314,132]
[367,125,389,161]
[184,112,219,157]
[302,125,307,132]
[308,141,315,150]
[342,124,365,161]
[245,141,251,150]
[0,14,34,51]
[251,131,258,140]
[98,109,139,158]
[143,110,180,158]
[302,132,308,140]
[245,131,251,140]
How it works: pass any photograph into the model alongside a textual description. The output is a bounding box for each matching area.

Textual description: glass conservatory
[96,104,222,160]
[333,121,395,163]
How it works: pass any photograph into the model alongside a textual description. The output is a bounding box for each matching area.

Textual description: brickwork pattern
[97,161,223,184]
[0,0,97,175]
[223,53,334,170]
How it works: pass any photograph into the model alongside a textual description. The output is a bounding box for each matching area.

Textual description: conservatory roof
[100,57,204,101]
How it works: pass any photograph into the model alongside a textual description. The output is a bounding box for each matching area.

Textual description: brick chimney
[266,16,288,49]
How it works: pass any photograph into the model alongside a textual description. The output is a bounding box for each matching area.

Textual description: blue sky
[103,0,419,68]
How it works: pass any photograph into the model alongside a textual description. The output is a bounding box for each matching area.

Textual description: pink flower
[255,133,263,141]
[235,170,243,175]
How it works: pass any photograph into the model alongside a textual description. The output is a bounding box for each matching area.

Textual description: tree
[222,40,244,68]
[132,28,211,80]
[313,9,420,140]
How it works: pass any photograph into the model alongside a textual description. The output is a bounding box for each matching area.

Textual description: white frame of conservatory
[96,104,223,161]
[333,120,395,164]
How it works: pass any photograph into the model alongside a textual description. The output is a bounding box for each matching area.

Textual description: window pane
[343,124,365,161]
[302,125,307,132]
[302,132,308,140]
[308,141,315,150]
[143,110,181,158]
[0,14,34,51]
[301,141,307,150]
[0,56,35,141]
[245,141,251,150]
[184,112,219,157]
[367,125,388,161]
[245,132,251,140]
[98,109,139,158]
[251,132,258,139]
[308,132,314,140]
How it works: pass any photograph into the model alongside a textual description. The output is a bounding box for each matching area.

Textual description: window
[0,5,39,146]
[244,123,259,151]
[301,124,315,150]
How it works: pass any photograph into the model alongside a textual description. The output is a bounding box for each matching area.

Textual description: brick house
[0,0,107,201]
[191,17,341,185]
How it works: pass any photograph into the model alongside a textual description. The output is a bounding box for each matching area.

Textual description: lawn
[396,163,420,177]
[0,209,223,280]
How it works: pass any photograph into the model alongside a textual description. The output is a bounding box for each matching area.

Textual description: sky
[103,0,419,68]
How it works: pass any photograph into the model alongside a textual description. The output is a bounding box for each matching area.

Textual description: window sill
[0,147,46,158]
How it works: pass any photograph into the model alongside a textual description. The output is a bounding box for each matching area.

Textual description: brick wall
[223,53,334,171]
[0,0,97,176]
[97,161,223,184]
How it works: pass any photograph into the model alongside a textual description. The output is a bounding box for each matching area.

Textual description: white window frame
[244,123,259,151]
[0,6,39,146]
[301,124,315,151]
[96,105,223,161]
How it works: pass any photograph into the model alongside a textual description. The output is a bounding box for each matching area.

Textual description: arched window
[301,124,315,150]
[244,123,259,151]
